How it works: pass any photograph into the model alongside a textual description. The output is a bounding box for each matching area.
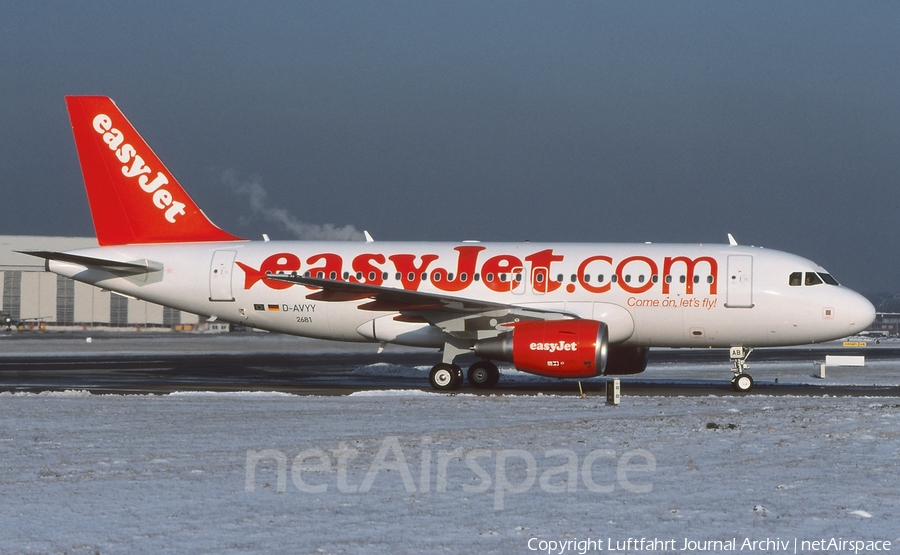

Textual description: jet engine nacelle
[474,319,608,378]
[604,346,649,375]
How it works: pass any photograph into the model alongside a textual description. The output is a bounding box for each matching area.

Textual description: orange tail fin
[65,96,244,245]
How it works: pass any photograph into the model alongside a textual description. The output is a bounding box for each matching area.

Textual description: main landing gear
[730,346,754,392]
[428,363,463,390]
[428,360,500,391]
[467,360,500,388]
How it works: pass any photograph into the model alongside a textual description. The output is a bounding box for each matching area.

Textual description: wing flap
[267,273,576,339]
[268,273,511,313]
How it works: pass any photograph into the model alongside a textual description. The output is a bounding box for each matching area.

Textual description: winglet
[727,233,738,246]
[65,96,244,245]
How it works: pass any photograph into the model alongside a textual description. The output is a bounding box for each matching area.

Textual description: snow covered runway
[2,390,898,554]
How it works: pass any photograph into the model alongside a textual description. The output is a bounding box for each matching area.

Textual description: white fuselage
[47,241,875,349]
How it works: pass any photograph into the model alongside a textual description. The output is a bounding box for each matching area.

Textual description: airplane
[25,96,876,392]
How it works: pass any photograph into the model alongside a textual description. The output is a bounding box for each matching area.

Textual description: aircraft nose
[843,290,876,335]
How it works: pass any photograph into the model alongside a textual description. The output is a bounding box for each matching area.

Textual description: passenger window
[535,273,544,283]
[474,273,480,281]
[611,274,618,283]
[805,272,823,286]
[460,272,468,282]
[317,271,325,279]
[652,275,659,283]
[624,275,631,283]
[556,274,564,282]
[789,272,802,286]
[330,272,337,280]
[638,275,645,283]
[486,273,494,282]
[679,275,686,284]
[570,274,577,283]
[693,275,700,284]
[706,275,713,284]
[598,274,605,282]
[584,274,591,283]
[665,275,672,284]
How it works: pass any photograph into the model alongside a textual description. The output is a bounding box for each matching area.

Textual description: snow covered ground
[2,334,898,552]
[3,387,899,553]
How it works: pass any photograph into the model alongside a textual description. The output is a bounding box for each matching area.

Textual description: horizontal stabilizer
[18,251,163,274]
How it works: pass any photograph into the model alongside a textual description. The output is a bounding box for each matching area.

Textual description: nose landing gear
[730,346,754,392]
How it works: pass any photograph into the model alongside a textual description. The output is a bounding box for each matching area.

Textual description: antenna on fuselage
[727,233,738,246]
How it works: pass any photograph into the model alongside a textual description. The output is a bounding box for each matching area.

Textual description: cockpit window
[790,271,839,286]
[805,272,823,286]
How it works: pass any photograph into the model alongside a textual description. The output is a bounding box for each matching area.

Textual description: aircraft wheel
[430,363,463,391]
[451,365,464,389]
[468,361,500,388]
[731,373,754,392]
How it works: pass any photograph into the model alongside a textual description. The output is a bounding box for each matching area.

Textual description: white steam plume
[221,169,365,241]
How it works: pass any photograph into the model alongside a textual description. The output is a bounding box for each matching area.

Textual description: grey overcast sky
[1,2,898,293]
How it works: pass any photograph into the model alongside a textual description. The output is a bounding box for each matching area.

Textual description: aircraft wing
[267,273,573,339]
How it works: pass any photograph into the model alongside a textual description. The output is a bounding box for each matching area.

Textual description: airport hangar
[0,236,203,331]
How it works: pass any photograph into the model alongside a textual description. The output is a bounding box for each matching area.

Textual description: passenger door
[725,255,753,308]
[209,250,236,302]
